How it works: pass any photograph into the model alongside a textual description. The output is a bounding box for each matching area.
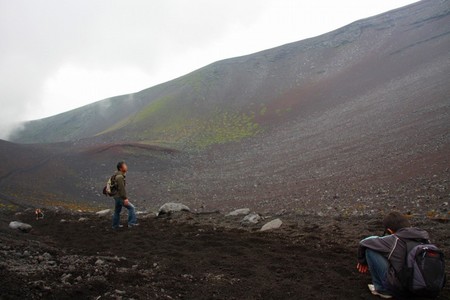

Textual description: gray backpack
[398,239,446,298]
[102,174,118,197]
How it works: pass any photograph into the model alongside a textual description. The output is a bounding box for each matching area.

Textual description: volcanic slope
[4,1,450,214]
[11,1,450,148]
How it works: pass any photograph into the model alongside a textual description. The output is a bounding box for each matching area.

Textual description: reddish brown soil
[0,1,449,218]
[0,210,448,299]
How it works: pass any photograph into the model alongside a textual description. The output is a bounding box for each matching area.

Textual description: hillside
[11,1,450,148]
[1,1,449,216]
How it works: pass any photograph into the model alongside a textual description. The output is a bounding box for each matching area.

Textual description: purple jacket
[358,227,430,290]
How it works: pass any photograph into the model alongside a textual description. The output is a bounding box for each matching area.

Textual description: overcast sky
[1,0,418,139]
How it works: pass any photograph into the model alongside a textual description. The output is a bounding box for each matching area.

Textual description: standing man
[112,161,138,229]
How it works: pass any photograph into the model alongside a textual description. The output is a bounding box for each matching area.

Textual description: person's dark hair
[382,212,410,233]
[117,161,126,171]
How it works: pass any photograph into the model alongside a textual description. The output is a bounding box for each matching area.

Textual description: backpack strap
[388,235,400,260]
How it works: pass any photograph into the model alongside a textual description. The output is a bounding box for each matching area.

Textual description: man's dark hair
[117,161,126,171]
[382,212,410,232]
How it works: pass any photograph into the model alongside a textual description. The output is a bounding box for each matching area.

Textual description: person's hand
[357,263,368,273]
[124,199,129,207]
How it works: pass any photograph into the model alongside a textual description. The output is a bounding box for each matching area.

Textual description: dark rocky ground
[0,208,448,300]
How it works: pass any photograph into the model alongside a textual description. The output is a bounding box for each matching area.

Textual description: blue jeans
[366,249,391,293]
[112,198,137,228]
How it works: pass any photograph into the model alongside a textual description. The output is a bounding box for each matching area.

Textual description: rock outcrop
[241,213,261,225]
[96,209,111,217]
[158,203,191,216]
[260,219,283,231]
[9,221,32,233]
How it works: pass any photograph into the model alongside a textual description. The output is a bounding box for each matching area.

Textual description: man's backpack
[398,239,446,298]
[102,175,118,197]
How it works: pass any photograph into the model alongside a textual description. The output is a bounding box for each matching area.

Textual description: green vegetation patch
[133,96,175,123]
[96,116,131,135]
[260,104,267,116]
[97,95,175,136]
[136,110,261,149]
[0,201,18,212]
[99,92,262,149]
[191,111,261,148]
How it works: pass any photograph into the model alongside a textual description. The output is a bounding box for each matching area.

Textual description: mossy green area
[96,64,264,150]
[182,71,204,94]
[0,201,18,212]
[132,96,175,123]
[96,117,130,136]
[140,109,261,149]
[100,94,262,150]
[259,104,267,116]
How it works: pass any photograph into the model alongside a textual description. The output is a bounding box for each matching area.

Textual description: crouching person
[357,212,445,299]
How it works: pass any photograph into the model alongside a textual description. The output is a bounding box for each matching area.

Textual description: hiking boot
[112,225,124,229]
[128,223,139,228]
[368,284,392,299]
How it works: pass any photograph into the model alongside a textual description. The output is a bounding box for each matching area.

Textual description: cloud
[0,0,418,140]
[39,63,153,117]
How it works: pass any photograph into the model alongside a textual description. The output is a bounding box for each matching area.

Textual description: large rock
[96,209,111,217]
[158,203,190,216]
[241,213,261,225]
[260,218,283,231]
[9,221,32,233]
[226,208,250,217]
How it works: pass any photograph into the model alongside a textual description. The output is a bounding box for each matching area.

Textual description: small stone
[42,252,52,260]
[260,218,283,231]
[96,209,111,217]
[47,261,57,266]
[61,273,72,282]
[276,209,287,216]
[78,217,88,222]
[60,219,67,223]
[226,208,250,216]
[115,289,126,295]
[9,221,32,233]
[241,213,261,225]
[95,259,104,266]
[157,203,190,216]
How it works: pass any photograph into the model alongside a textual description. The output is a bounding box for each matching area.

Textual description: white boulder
[158,203,190,216]
[260,218,283,231]
[226,208,250,217]
[9,221,32,233]
[96,209,111,217]
[241,213,261,225]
